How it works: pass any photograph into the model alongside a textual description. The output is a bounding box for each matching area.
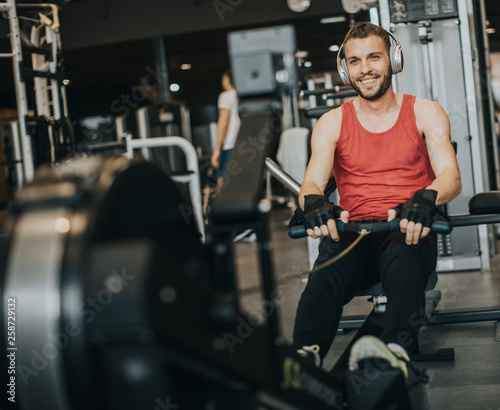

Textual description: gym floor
[235,207,500,410]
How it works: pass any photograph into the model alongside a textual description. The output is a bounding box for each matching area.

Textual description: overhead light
[329,45,340,52]
[296,50,310,67]
[170,83,180,92]
[181,58,191,70]
[486,20,496,34]
[320,16,347,24]
[296,50,308,59]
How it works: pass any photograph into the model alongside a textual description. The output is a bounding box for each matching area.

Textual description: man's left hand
[388,189,438,245]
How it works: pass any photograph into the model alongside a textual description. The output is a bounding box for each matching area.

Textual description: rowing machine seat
[469,191,500,214]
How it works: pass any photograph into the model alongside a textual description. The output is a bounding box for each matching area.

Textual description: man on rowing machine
[293,22,461,380]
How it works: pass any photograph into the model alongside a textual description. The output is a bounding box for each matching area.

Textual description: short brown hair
[342,22,391,55]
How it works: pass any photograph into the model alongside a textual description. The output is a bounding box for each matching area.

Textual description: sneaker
[241,232,256,242]
[233,229,256,243]
[297,344,321,367]
[348,336,410,382]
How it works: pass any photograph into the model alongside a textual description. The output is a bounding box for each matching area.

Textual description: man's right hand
[303,195,349,241]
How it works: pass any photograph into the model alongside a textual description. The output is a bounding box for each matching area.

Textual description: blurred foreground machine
[0,150,407,410]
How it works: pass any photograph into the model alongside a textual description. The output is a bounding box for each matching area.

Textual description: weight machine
[379,0,498,272]
[0,0,74,188]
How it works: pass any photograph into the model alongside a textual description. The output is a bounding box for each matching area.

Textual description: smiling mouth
[360,77,377,85]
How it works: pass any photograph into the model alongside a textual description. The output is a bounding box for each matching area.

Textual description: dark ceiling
[0,0,499,120]
[61,13,361,117]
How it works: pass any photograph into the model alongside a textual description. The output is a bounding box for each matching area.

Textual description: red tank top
[333,94,435,220]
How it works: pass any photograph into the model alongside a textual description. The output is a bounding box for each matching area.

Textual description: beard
[350,65,393,101]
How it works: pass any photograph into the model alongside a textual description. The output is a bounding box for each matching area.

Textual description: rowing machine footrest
[345,362,411,409]
[410,347,455,362]
[438,347,455,361]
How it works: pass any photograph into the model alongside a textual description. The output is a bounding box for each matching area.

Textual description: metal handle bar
[262,157,453,238]
[264,157,301,197]
[288,218,452,239]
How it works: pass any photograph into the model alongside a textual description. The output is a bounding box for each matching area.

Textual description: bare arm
[390,98,462,244]
[417,99,462,203]
[211,108,231,167]
[299,108,349,240]
[299,108,341,208]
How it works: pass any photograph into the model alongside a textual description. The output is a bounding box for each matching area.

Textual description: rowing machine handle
[288,218,452,239]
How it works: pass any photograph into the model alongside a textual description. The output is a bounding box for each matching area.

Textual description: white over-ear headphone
[336,29,404,86]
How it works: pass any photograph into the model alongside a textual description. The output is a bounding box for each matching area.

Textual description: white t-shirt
[218,89,241,150]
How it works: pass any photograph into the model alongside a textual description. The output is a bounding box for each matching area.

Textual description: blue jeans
[217,148,232,179]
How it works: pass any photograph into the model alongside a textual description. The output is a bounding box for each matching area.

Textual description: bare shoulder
[414,97,449,133]
[414,97,448,120]
[318,105,342,124]
[312,106,342,144]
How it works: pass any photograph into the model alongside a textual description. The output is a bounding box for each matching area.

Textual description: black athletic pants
[293,230,437,357]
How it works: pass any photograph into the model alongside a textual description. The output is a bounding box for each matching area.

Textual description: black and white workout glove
[303,195,344,230]
[393,189,438,228]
